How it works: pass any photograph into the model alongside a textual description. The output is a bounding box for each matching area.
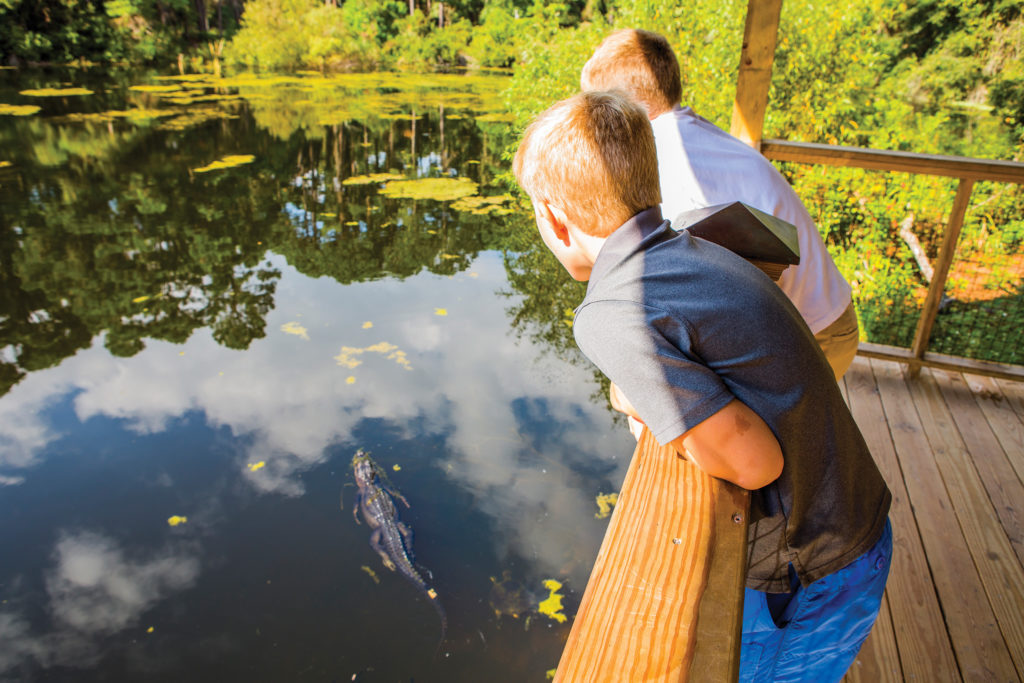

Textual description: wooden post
[554,429,750,682]
[730,0,784,150]
[908,178,975,377]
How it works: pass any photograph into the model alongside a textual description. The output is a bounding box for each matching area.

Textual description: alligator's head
[352,450,378,488]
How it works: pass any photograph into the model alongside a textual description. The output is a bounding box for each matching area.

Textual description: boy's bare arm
[610,383,782,490]
[669,400,783,490]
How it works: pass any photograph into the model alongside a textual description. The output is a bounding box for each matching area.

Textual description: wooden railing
[554,429,750,682]
[762,139,1024,381]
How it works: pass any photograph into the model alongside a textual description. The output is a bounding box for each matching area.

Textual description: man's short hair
[580,29,682,118]
[513,90,661,237]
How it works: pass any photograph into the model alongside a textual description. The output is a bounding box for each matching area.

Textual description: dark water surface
[0,68,635,682]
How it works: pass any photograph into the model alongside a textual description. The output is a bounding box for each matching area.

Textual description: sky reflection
[0,250,634,677]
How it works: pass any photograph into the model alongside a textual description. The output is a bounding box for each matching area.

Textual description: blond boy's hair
[513,90,660,237]
[580,29,682,118]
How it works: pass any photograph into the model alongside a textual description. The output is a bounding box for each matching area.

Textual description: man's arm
[611,383,782,491]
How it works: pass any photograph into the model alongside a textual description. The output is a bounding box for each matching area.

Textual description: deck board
[838,358,1024,682]
[843,357,959,682]
[933,371,1024,566]
[910,369,1024,679]
[994,377,1024,420]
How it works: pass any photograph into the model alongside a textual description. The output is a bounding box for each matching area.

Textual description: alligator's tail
[425,585,447,657]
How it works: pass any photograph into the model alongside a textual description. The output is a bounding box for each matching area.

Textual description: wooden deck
[840,355,1024,682]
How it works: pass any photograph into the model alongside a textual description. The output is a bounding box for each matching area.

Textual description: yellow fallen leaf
[595,492,618,519]
[434,308,448,316]
[334,346,364,368]
[280,321,309,340]
[392,464,401,471]
[538,579,567,623]
[365,342,398,354]
[362,321,373,329]
[167,515,187,526]
[247,461,265,472]
[346,376,356,384]
[147,626,154,633]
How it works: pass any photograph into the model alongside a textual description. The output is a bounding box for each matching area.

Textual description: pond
[0,68,637,682]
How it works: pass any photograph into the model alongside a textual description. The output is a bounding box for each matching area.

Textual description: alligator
[351,449,446,649]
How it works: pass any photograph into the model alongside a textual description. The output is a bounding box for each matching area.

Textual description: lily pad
[192,154,255,173]
[380,177,478,202]
[19,87,94,97]
[0,103,41,116]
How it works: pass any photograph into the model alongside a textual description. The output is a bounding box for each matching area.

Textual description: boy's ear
[539,200,572,247]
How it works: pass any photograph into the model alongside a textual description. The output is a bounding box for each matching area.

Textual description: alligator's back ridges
[351,450,446,650]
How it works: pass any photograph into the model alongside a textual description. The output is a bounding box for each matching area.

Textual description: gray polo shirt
[573,207,890,591]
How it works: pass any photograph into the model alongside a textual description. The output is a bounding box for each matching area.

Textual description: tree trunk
[194,0,209,33]
[438,1,444,27]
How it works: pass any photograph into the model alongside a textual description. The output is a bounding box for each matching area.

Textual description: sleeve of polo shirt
[574,299,736,446]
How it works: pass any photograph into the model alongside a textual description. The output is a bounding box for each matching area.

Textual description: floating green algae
[158,108,238,131]
[450,194,514,215]
[65,108,178,123]
[129,84,182,93]
[379,177,478,202]
[0,103,41,116]
[342,172,407,186]
[192,154,255,173]
[19,87,94,97]
[476,112,516,123]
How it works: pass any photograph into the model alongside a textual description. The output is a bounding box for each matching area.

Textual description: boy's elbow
[734,450,783,490]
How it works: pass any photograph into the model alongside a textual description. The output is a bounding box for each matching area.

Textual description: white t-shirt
[651,105,851,333]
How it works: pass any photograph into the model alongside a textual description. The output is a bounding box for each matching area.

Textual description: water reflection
[0,69,634,681]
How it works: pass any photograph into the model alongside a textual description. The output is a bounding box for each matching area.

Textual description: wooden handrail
[761,139,1024,185]
[761,138,1024,373]
[555,429,750,682]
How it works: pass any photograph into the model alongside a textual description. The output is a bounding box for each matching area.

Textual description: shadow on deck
[841,356,1024,682]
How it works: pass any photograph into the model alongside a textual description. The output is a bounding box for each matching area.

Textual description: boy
[513,90,891,682]
[580,29,859,380]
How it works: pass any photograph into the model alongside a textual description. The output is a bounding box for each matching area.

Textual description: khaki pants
[814,302,859,381]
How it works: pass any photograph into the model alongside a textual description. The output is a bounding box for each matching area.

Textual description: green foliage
[466,0,520,67]
[386,10,473,69]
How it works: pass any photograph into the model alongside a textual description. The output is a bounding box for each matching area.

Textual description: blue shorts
[739,518,892,682]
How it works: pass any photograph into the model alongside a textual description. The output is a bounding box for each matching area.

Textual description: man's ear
[539,200,572,247]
